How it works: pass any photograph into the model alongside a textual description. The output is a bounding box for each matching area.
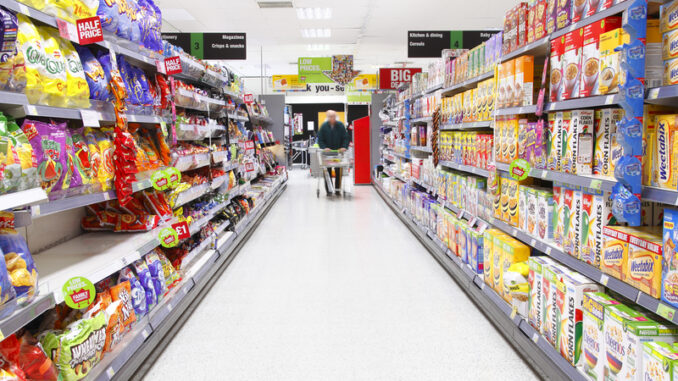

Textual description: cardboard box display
[562,186,576,257]
[528,2,536,43]
[542,263,567,346]
[501,238,531,303]
[528,256,555,332]
[537,188,554,240]
[527,186,539,235]
[505,59,516,109]
[663,29,678,61]
[546,0,558,34]
[665,57,678,86]
[602,226,633,280]
[580,292,620,381]
[550,35,565,101]
[515,55,535,107]
[519,185,528,231]
[563,29,583,100]
[624,230,663,298]
[557,0,572,30]
[654,114,678,190]
[483,229,498,283]
[556,272,603,366]
[594,108,624,177]
[580,17,623,97]
[661,0,678,34]
[662,209,678,309]
[599,28,624,95]
[642,342,678,381]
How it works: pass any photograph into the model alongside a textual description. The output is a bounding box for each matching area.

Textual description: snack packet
[154,250,179,288]
[22,120,69,194]
[68,128,95,189]
[132,259,157,311]
[75,46,111,102]
[57,37,90,108]
[0,333,27,380]
[117,268,147,317]
[103,300,124,352]
[62,126,83,194]
[36,27,67,107]
[17,332,58,381]
[145,251,167,298]
[16,15,43,104]
[109,280,136,330]
[0,7,19,91]
[96,0,118,34]
[5,119,39,191]
[0,212,37,305]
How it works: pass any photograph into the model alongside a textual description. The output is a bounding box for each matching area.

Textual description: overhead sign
[350,74,377,90]
[346,87,372,104]
[284,83,346,96]
[323,55,360,85]
[407,30,499,58]
[161,33,247,59]
[271,75,307,91]
[298,57,332,83]
[378,68,422,90]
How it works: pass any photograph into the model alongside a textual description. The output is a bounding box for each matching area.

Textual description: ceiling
[156,0,506,78]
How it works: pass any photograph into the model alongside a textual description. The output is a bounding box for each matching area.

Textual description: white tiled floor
[144,170,538,380]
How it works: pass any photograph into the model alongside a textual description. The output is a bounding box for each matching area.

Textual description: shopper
[317,110,349,194]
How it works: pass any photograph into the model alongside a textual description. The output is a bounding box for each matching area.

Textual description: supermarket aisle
[144,170,538,380]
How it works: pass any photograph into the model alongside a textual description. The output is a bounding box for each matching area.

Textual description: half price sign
[164,56,183,75]
[76,17,104,44]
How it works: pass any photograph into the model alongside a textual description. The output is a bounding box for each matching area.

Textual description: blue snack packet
[132,259,157,311]
[97,0,119,34]
[118,267,147,317]
[75,46,111,101]
[0,212,37,306]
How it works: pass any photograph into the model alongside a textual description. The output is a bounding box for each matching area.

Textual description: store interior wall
[288,103,346,141]
[259,94,285,143]
[369,93,390,178]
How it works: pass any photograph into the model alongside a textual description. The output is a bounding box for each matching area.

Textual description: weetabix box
[653,114,678,190]
[624,229,663,298]
[602,225,632,280]
[580,292,620,381]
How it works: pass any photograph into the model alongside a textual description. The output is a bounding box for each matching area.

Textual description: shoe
[335,190,341,195]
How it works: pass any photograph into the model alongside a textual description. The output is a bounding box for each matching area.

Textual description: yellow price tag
[510,306,518,319]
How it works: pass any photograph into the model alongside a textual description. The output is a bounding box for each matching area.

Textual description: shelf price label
[164,56,183,75]
[62,276,96,309]
[171,221,190,240]
[657,303,676,321]
[158,227,179,248]
[243,94,254,104]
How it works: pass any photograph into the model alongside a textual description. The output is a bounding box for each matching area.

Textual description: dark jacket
[317,121,349,149]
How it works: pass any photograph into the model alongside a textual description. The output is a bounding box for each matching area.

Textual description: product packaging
[580,292,620,381]
[562,29,583,100]
[580,17,622,97]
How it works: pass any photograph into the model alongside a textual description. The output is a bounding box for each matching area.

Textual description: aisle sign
[76,16,103,44]
[243,94,254,104]
[161,33,247,59]
[378,68,422,90]
[62,277,96,309]
[172,221,190,240]
[407,30,499,58]
[164,56,183,75]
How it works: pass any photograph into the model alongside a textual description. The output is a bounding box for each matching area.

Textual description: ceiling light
[257,1,293,8]
[307,44,330,51]
[301,28,331,38]
[296,7,332,20]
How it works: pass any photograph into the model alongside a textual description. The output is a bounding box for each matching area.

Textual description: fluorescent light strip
[296,7,332,20]
[306,44,330,51]
[301,28,331,38]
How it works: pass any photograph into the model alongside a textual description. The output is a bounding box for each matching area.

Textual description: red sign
[171,221,190,240]
[245,162,255,172]
[378,68,422,90]
[245,140,255,152]
[243,94,254,104]
[76,16,103,44]
[164,56,183,75]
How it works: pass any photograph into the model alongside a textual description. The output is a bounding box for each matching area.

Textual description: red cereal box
[528,4,536,43]
[535,0,548,40]
[518,3,529,48]
[562,29,583,100]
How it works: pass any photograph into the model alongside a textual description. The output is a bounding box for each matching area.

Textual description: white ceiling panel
[156,0,509,77]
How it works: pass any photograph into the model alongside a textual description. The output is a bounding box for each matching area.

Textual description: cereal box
[550,35,564,101]
[599,28,623,95]
[663,29,678,60]
[537,189,554,240]
[508,179,521,227]
[507,116,519,162]
[602,226,632,280]
[597,0,614,14]
[661,0,678,34]
[580,292,620,381]
[556,272,603,366]
[553,184,565,247]
[528,256,555,332]
[515,55,534,107]
[528,3,535,43]
[594,108,624,176]
[643,342,678,381]
[562,111,575,173]
[573,109,595,175]
[546,0,558,34]
[562,29,582,99]
[543,264,567,345]
[582,189,611,268]
[665,57,678,86]
[527,187,539,236]
[625,230,663,298]
[571,0,587,23]
[493,233,506,293]
[662,209,678,308]
[654,114,678,190]
[501,238,530,303]
[518,119,529,160]
[483,229,499,284]
[547,112,563,171]
[505,59,516,109]
[519,185,528,231]
[468,230,484,275]
[572,187,584,259]
[535,0,548,40]
[604,305,678,381]
[580,17,623,97]
[563,186,576,257]
[557,0,572,30]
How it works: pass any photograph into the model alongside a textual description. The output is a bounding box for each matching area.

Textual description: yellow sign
[318,112,346,127]
[350,74,377,90]
[271,75,307,91]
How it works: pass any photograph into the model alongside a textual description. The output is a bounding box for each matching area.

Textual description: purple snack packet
[21,119,68,195]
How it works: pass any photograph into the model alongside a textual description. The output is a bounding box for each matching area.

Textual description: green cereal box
[581,292,620,381]
[556,272,603,366]
[643,342,678,381]
[604,305,678,381]
[528,257,555,333]
[542,263,567,346]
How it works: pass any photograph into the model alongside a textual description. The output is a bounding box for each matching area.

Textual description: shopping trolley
[316,149,353,198]
[291,140,310,169]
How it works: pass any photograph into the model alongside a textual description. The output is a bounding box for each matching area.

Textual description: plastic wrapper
[75,46,110,102]
[16,333,58,381]
[96,0,118,34]
[82,128,104,190]
[109,281,136,330]
[0,247,17,318]
[57,38,90,108]
[36,27,67,107]
[113,214,159,232]
[0,7,22,92]
[21,120,67,195]
[117,56,140,105]
[68,128,95,189]
[131,66,153,106]
[102,300,123,352]
[40,311,106,381]
[132,259,157,310]
[144,251,167,298]
[63,127,83,193]
[0,212,38,305]
[0,334,26,380]
[89,128,114,190]
[5,119,39,191]
[0,116,23,195]
[16,15,43,104]
[117,268,147,317]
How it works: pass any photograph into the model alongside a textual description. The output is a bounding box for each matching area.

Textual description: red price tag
[245,162,255,172]
[164,56,182,75]
[244,94,254,104]
[76,16,103,44]
[171,221,190,240]
[245,140,255,153]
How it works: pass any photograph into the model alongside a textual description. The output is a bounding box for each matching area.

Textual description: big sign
[379,68,422,90]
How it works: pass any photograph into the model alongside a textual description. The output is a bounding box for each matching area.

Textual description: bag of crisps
[15,0,46,12]
[96,0,118,34]
[17,332,58,381]
[68,128,95,190]
[22,120,69,195]
[0,7,19,92]
[0,212,38,305]
[75,46,110,102]
[0,247,15,319]
[6,119,39,191]
[71,0,97,20]
[132,259,157,310]
[16,15,43,105]
[109,281,136,330]
[42,0,75,23]
[0,116,22,195]
[117,268,147,317]
[40,311,106,381]
[63,127,85,195]
[144,251,166,299]
[91,128,114,190]
[82,128,102,190]
[57,38,90,108]
[103,300,123,352]
[36,27,67,107]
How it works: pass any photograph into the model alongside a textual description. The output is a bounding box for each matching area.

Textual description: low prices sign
[62,276,96,309]
[243,94,254,104]
[76,16,103,44]
[379,68,422,90]
[164,56,183,75]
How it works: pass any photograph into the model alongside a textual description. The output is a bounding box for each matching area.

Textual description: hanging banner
[323,55,360,85]
[346,89,372,104]
[350,74,377,90]
[378,68,422,90]
[298,57,332,83]
[271,75,307,91]
[407,30,500,58]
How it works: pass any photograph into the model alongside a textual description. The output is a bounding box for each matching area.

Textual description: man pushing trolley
[316,110,352,197]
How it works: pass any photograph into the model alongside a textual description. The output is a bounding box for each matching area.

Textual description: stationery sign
[76,16,103,44]
[243,94,254,104]
[378,68,422,90]
[164,56,183,75]
[407,30,499,58]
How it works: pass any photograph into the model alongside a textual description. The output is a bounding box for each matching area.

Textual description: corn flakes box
[556,272,603,366]
[580,189,611,268]
[562,111,576,173]
[543,263,567,346]
[662,209,678,308]
[548,112,563,171]
[562,186,576,256]
[528,256,555,333]
[594,108,624,177]
[625,230,663,298]
[580,292,620,381]
[537,189,555,240]
[604,305,678,381]
[643,342,678,381]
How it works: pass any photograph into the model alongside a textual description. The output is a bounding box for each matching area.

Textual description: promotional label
[378,68,422,90]
[171,221,190,240]
[76,16,103,45]
[245,162,255,172]
[151,170,170,191]
[166,167,181,188]
[243,94,254,104]
[158,227,179,248]
[164,56,182,75]
[62,276,96,309]
[509,159,531,181]
[245,140,255,153]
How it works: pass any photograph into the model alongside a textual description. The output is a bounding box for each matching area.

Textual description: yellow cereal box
[483,229,497,284]
[507,116,519,162]
[493,233,506,294]
[624,229,663,298]
[501,238,531,302]
[654,114,678,190]
[602,226,634,280]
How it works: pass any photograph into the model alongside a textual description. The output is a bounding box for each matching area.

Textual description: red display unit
[353,116,371,184]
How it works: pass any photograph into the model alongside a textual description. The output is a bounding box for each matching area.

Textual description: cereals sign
[76,17,103,45]
[378,68,422,90]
